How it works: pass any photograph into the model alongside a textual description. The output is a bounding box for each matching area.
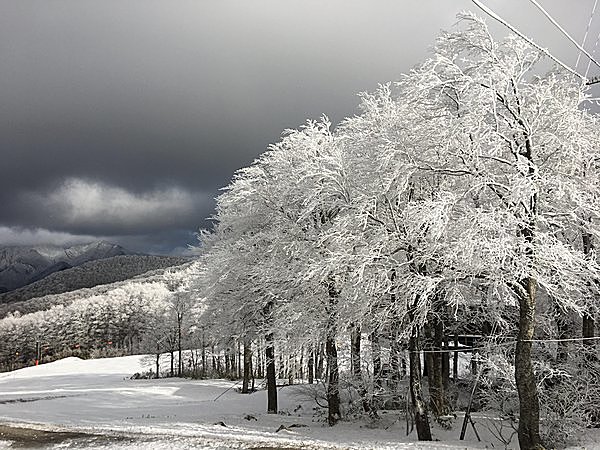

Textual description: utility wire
[585,26,600,78]
[414,335,600,354]
[470,0,584,80]
[576,0,598,70]
[525,336,600,343]
[526,0,600,71]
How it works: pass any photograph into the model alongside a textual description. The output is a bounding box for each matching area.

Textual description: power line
[524,336,600,343]
[585,24,600,78]
[576,0,598,70]
[414,335,600,354]
[470,0,584,80]
[526,0,600,72]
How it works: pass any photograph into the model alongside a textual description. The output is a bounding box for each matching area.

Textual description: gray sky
[2,0,599,254]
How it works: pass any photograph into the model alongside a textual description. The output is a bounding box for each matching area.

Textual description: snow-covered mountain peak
[0,241,133,292]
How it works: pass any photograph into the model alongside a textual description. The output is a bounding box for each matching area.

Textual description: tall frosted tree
[381,15,600,448]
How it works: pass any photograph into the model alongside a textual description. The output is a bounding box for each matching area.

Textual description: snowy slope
[0,355,474,449]
[0,355,598,449]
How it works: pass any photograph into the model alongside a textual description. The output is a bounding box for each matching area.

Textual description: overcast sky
[2,0,600,255]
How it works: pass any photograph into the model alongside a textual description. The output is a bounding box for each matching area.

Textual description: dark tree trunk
[326,333,340,425]
[583,231,597,361]
[307,345,314,384]
[409,328,432,441]
[515,276,543,450]
[453,334,459,382]
[201,329,206,378]
[242,340,252,394]
[238,341,242,379]
[582,231,599,423]
[583,314,595,343]
[424,322,434,375]
[177,318,182,377]
[316,343,325,380]
[170,351,174,377]
[265,332,277,413]
[326,281,341,426]
[371,331,382,391]
[350,324,361,377]
[155,345,160,379]
[256,341,263,379]
[278,354,284,380]
[211,345,216,374]
[428,316,447,418]
[583,313,596,361]
[390,329,402,409]
[288,355,294,385]
[350,323,370,413]
[442,340,450,391]
[554,300,572,364]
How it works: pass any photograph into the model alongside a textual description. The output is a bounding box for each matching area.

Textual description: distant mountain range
[0,258,200,318]
[0,254,190,308]
[0,241,131,293]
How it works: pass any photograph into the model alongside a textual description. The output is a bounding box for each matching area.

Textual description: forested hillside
[0,255,188,307]
[0,260,202,369]
[0,241,131,292]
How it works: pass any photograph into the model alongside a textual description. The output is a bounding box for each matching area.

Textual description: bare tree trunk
[553,299,572,364]
[350,324,361,377]
[263,298,278,414]
[242,340,252,394]
[409,327,432,441]
[390,329,402,409]
[307,345,314,384]
[582,231,599,423]
[201,328,206,378]
[350,323,370,413]
[316,343,325,380]
[265,332,277,413]
[326,332,340,425]
[288,355,294,385]
[515,276,543,450]
[583,231,597,361]
[155,343,160,379]
[371,330,382,391]
[428,316,447,418]
[278,354,284,380]
[211,345,216,375]
[326,282,341,426]
[453,334,459,382]
[442,339,450,392]
[583,314,595,347]
[256,340,263,379]
[299,348,304,381]
[177,317,182,377]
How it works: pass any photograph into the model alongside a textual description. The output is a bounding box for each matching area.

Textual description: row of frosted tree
[196,16,600,450]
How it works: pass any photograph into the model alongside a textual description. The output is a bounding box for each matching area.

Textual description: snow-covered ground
[0,355,597,449]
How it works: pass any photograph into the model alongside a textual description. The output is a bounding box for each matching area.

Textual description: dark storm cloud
[1,0,599,253]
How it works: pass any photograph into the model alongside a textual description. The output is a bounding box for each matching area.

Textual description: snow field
[0,355,598,449]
